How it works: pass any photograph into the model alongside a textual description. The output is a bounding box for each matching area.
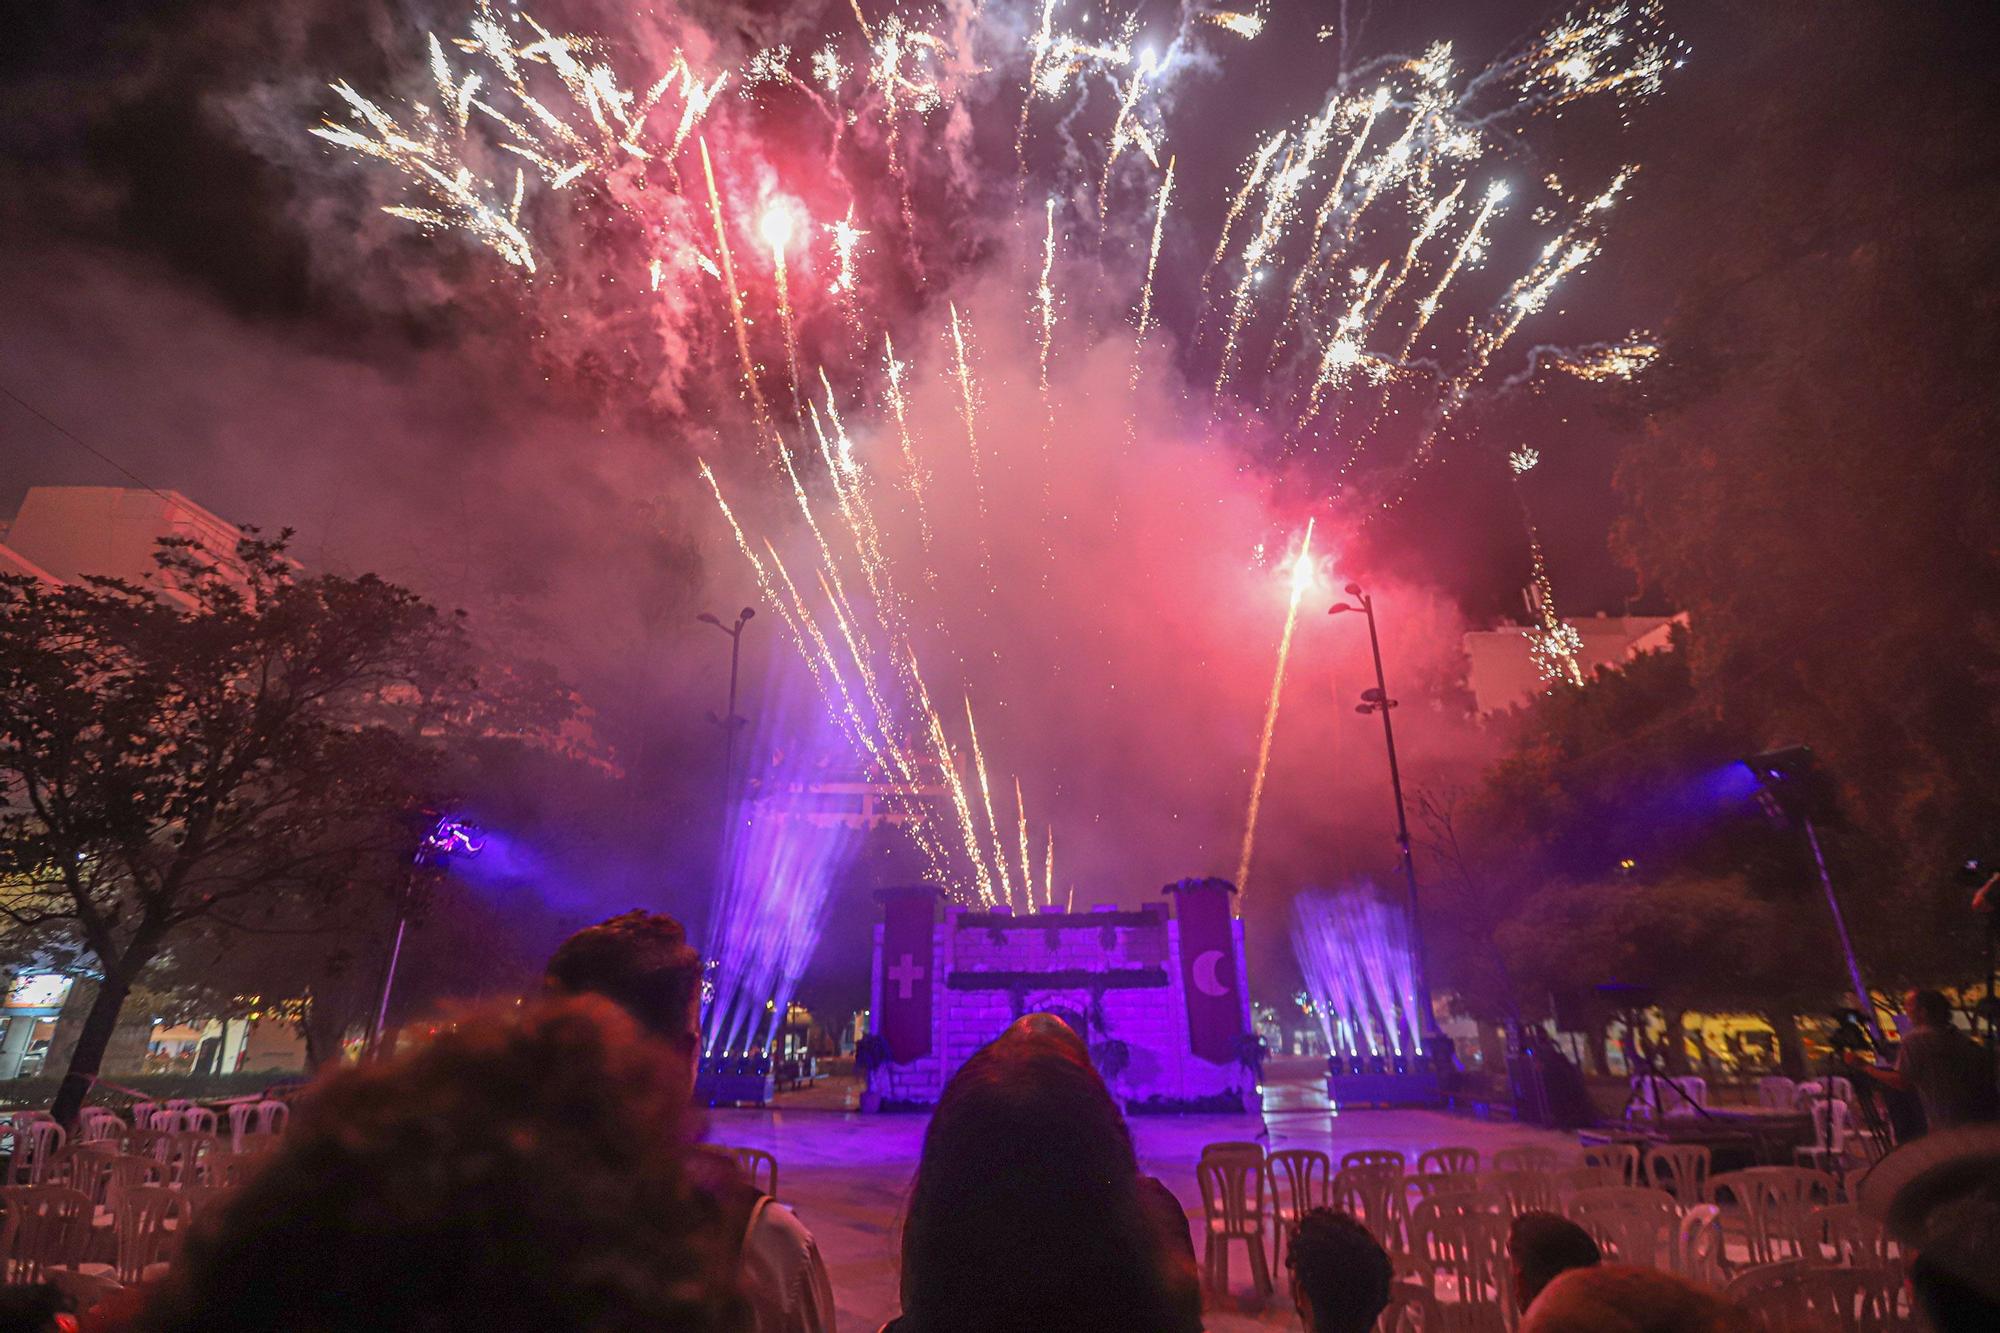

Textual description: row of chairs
[7,1101,289,1185]
[1,1180,208,1289]
[1,1118,288,1293]
[1193,1142,1897,1327]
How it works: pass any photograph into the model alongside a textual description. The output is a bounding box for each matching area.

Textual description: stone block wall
[870,899,1252,1109]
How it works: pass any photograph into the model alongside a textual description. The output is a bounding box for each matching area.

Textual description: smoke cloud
[1,0,1546,1002]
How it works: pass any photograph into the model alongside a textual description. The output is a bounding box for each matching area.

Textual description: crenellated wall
[868,892,1253,1110]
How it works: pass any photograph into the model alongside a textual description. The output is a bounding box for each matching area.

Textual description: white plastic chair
[1796,1097,1851,1172]
[1676,1203,1726,1287]
[6,1118,68,1186]
[1645,1143,1712,1202]
[1418,1146,1480,1175]
[1708,1167,1837,1265]
[1757,1075,1798,1109]
[226,1098,289,1151]
[1810,1203,1896,1269]
[1480,1169,1561,1218]
[112,1185,192,1284]
[177,1106,219,1135]
[0,1184,94,1281]
[1490,1145,1561,1174]
[77,1109,127,1145]
[1579,1143,1642,1185]
[1266,1148,1332,1267]
[1569,1186,1681,1269]
[1408,1194,1510,1329]
[1661,1076,1710,1114]
[1334,1163,1411,1252]
[1198,1143,1272,1300]
[1793,1077,1854,1109]
[1725,1259,1902,1331]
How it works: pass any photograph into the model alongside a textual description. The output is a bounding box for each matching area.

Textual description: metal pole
[723,618,744,808]
[369,870,415,1059]
[1802,817,1884,1048]
[1362,594,1440,1041]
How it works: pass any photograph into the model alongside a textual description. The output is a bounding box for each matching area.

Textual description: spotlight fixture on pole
[370,813,485,1057]
[1745,745,1884,1046]
[1329,582,1441,1045]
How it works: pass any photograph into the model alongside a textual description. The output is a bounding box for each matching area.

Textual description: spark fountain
[1292,886,1442,1108]
[699,690,863,1105]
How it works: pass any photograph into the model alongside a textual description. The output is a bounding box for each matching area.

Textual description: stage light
[1744,745,1836,823]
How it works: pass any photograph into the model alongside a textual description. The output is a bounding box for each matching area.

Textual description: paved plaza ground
[704,1075,1576,1332]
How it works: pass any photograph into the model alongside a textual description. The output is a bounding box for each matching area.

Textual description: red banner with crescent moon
[1168,878,1243,1065]
[876,887,936,1063]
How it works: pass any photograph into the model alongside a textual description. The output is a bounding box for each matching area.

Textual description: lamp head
[739,607,757,623]
[697,612,722,627]
[1344,581,1364,597]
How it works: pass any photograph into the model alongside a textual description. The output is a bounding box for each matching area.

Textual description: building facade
[1463,612,1684,714]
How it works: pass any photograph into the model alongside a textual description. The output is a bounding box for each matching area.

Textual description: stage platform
[701,1072,1575,1331]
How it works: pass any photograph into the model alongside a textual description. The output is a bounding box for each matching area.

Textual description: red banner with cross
[1167,876,1243,1065]
[876,886,938,1063]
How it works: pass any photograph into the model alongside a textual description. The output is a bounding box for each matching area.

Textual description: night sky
[3,0,1988,956]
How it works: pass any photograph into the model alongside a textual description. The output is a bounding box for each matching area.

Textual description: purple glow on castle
[702,693,861,1059]
[1291,887,1422,1061]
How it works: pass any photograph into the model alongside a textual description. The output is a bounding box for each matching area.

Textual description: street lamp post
[698,607,756,836]
[1329,582,1442,1045]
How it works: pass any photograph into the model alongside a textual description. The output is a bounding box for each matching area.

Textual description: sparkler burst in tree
[311,0,1678,902]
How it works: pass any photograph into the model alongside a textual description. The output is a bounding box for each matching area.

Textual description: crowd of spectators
[5,910,1998,1333]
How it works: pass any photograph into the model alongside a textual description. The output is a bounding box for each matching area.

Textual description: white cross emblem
[887,953,926,1001]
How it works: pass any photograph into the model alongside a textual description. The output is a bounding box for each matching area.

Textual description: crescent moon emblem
[1192,950,1231,998]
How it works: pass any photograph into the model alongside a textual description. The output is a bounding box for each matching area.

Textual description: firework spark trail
[1394,173,1627,487]
[1283,87,1389,321]
[1130,156,1176,402]
[774,433,869,650]
[1212,104,1341,397]
[809,375,892,618]
[756,530,958,879]
[827,209,867,341]
[909,661,997,905]
[1294,178,1463,439]
[766,213,804,419]
[700,139,775,439]
[1097,51,1157,224]
[322,0,1674,905]
[1013,776,1036,913]
[704,460,954,880]
[1235,518,1314,896]
[1202,130,1287,300]
[1205,10,1267,40]
[1399,180,1508,361]
[1014,0,1061,173]
[879,334,934,570]
[946,303,993,583]
[1298,262,1389,429]
[1036,198,1059,442]
[962,697,1016,909]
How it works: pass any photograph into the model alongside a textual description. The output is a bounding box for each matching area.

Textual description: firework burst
[314,1,1678,902]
